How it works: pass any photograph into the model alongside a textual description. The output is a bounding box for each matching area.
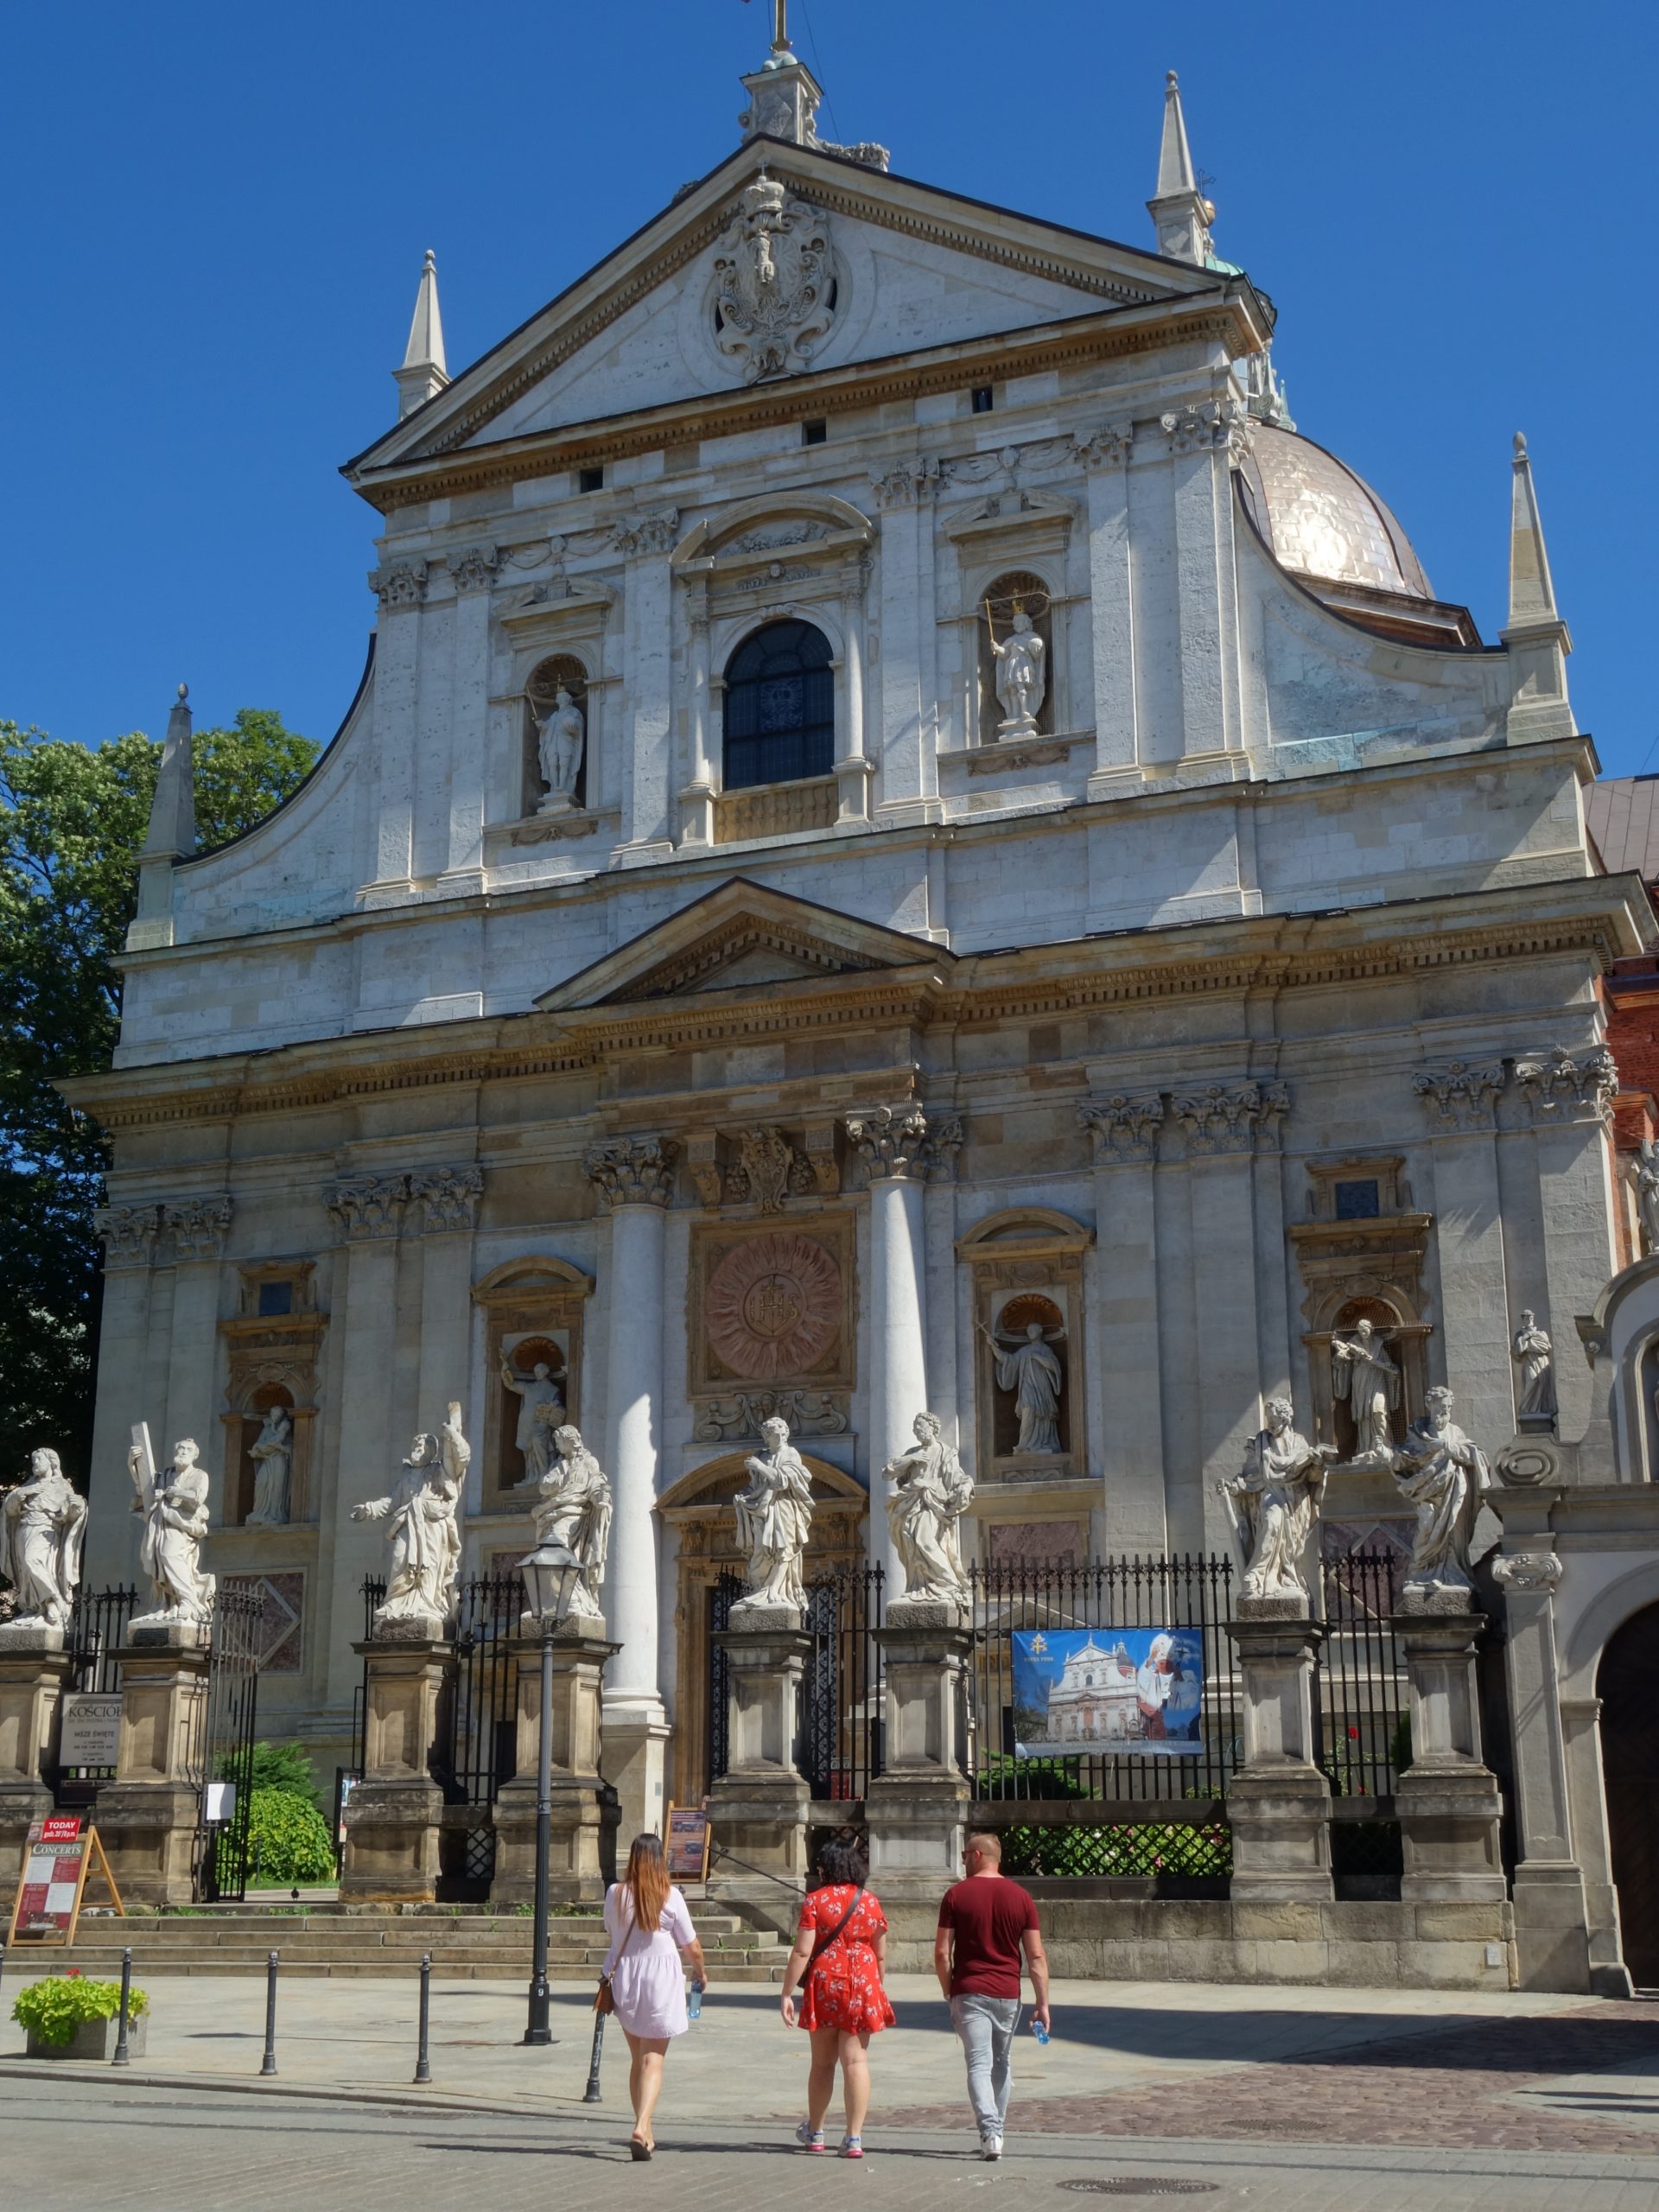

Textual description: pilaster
[1079,1091,1168,1551]
[410,1164,483,1458]
[610,509,679,865]
[1076,423,1138,799]
[836,552,874,823]
[870,460,943,826]
[87,1206,161,1589]
[365,561,427,896]
[340,1626,458,1904]
[677,570,716,850]
[439,545,498,893]
[1514,1047,1618,1441]
[161,1196,232,1470]
[1411,1061,1516,1448]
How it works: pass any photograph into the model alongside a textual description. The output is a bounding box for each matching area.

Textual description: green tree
[0,711,318,1482]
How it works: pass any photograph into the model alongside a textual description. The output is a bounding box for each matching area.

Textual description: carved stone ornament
[1515,1046,1618,1122]
[871,456,942,509]
[94,1204,161,1270]
[693,1387,849,1444]
[164,1196,233,1262]
[1161,398,1252,463]
[327,1174,410,1238]
[448,543,499,594]
[609,507,681,559]
[728,523,826,556]
[1171,1081,1288,1156]
[1411,1060,1506,1131]
[1074,421,1135,472]
[410,1165,484,1233]
[726,1126,816,1213]
[1079,1092,1166,1164]
[705,1230,842,1384]
[710,171,837,385]
[369,561,428,609]
[844,1103,963,1182]
[583,1137,677,1210]
[1491,1550,1564,1595]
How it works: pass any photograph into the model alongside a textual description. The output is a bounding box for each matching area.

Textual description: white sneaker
[980,2136,1003,2161]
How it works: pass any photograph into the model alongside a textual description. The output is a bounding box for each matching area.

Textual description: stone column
[1559,1694,1632,1998]
[865,1600,972,1897]
[492,1619,619,1906]
[1515,1047,1619,1442]
[1080,1092,1168,1551]
[1162,404,1245,766]
[1077,422,1138,801]
[438,544,497,895]
[870,460,941,827]
[410,1166,483,1420]
[678,569,716,849]
[1225,1602,1333,1901]
[610,509,679,866]
[1391,1605,1506,1905]
[86,1206,161,1589]
[366,561,427,893]
[161,1197,232,1472]
[0,1625,73,1886]
[340,1624,458,1904]
[846,1106,961,1592]
[1411,1062,1517,1450]
[585,1136,677,1841]
[95,1622,213,1906]
[706,1613,813,1934]
[836,553,874,824]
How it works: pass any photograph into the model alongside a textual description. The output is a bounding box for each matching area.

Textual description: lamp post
[520,1538,582,2049]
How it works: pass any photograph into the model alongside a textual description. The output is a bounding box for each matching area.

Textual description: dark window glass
[1334,1179,1381,1220]
[802,418,827,447]
[578,465,603,493]
[722,620,836,791]
[971,385,995,414]
[257,1280,294,1317]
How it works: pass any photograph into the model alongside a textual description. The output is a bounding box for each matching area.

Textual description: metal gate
[709,1564,885,1802]
[56,1586,138,1806]
[195,1583,263,1901]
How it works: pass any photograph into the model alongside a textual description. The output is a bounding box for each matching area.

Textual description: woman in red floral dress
[779,1837,896,2158]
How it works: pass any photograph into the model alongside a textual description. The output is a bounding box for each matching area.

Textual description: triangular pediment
[534,878,950,1013]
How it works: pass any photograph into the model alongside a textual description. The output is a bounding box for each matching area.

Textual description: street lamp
[519,1538,582,2049]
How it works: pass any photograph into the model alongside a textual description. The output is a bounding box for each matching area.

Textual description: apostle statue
[884,1411,975,1607]
[979,1314,1065,1456]
[1511,1312,1557,1423]
[1390,1385,1491,1610]
[731,1415,814,1617]
[524,1424,612,1626]
[530,684,585,811]
[1633,1138,1659,1255]
[1,1449,87,1630]
[352,1405,468,1629]
[1330,1318,1402,1463]
[1216,1397,1336,1611]
[128,1431,217,1628]
[245,1404,293,1528]
[985,601,1046,736]
[499,1352,565,1487]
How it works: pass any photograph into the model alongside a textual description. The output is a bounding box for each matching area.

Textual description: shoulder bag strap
[809,1885,867,1964]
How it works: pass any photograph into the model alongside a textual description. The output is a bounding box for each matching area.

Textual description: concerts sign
[6,1815,124,1945]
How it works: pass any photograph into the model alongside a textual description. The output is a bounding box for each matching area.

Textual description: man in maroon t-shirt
[935,1832,1051,2160]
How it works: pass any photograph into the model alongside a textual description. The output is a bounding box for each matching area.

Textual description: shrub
[13,1974,149,2047]
[220,1741,323,1812]
[247,1786,335,1884]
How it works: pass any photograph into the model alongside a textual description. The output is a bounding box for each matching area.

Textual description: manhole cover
[1058,2185,1219,2199]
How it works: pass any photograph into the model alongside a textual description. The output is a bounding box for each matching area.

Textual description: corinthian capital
[844,1103,963,1183]
[609,508,681,559]
[410,1165,484,1232]
[584,1136,677,1208]
[1079,1091,1165,1163]
[163,1195,233,1262]
[1171,1081,1288,1157]
[1514,1046,1618,1124]
[1411,1060,1506,1132]
[368,560,428,610]
[327,1173,410,1237]
[869,456,941,509]
[1491,1550,1564,1595]
[448,543,500,594]
[93,1204,161,1270]
[1074,421,1135,472]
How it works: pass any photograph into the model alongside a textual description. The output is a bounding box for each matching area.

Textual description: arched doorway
[1598,1600,1659,1986]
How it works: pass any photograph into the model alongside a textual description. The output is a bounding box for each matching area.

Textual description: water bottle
[1032,2017,1051,2045]
[687,1979,704,2022]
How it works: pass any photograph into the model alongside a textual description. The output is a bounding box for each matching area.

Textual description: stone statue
[979,1315,1065,1456]
[523,1424,612,1626]
[128,1432,216,1628]
[1390,1385,1491,1611]
[731,1415,813,1618]
[245,1404,293,1528]
[530,684,584,810]
[1330,1319,1402,1464]
[1217,1398,1335,1612]
[1,1449,87,1630]
[884,1411,975,1608]
[1512,1312,1557,1423]
[986,601,1046,736]
[352,1406,468,1630]
[499,1353,565,1487]
[1634,1138,1659,1254]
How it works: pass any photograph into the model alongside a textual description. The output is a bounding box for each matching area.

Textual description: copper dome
[1238,423,1433,601]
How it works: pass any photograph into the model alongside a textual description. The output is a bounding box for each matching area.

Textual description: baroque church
[68,22,1659,1985]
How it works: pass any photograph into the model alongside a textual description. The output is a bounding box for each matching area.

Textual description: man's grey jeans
[950,1993,1021,2139]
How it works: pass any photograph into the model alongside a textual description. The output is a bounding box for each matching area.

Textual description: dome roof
[1239,424,1433,601]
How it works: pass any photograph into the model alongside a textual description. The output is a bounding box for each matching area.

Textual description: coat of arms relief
[710,171,838,384]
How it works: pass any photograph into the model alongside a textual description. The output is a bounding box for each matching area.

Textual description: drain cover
[1058,2185,1219,2199]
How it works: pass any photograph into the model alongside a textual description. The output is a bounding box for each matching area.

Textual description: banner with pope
[1011,1626,1205,1758]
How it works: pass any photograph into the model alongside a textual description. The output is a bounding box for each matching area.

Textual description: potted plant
[12,1970,149,2060]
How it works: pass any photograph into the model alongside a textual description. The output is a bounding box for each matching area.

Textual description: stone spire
[128,684,196,950]
[1506,432,1561,629]
[1501,433,1574,739]
[393,249,448,422]
[1147,70,1216,267]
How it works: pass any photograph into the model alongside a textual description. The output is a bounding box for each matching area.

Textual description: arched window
[722,620,835,791]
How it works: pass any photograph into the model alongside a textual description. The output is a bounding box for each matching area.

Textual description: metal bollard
[111,1948,134,2068]
[582,2012,605,2104]
[260,1951,279,2077]
[413,1952,432,2084]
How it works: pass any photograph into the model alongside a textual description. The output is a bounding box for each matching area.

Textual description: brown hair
[625,1831,671,1933]
[965,1831,1003,1864]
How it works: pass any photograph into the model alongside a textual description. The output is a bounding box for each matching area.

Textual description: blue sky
[6,2,1654,772]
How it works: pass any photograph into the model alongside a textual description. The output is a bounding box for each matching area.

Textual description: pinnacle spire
[140,684,197,862]
[1155,68,1198,198]
[394,249,448,422]
[1501,433,1573,740]
[1507,432,1560,629]
[1147,70,1215,268]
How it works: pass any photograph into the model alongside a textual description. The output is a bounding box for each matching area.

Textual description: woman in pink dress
[779,1837,895,2158]
[601,1833,708,2159]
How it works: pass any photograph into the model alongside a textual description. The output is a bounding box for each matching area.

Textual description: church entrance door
[1599,1600,1659,1987]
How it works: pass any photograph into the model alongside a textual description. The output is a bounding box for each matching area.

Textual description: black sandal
[629,2138,653,2162]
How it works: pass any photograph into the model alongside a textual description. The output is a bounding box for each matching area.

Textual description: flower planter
[25,2013,147,2062]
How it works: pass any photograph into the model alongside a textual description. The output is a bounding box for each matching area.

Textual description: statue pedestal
[96,1624,212,1906]
[1226,1605,1334,1902]
[865,1603,972,1897]
[707,1618,812,1926]
[492,1623,618,1907]
[0,1624,73,1888]
[1392,1609,1506,1904]
[340,1630,457,1904]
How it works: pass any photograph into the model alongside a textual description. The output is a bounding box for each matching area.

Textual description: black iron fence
[197,1582,263,1900]
[54,1586,139,1803]
[709,1562,886,1802]
[1316,1547,1408,1799]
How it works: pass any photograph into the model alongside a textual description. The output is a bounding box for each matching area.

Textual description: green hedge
[246,1786,335,1884]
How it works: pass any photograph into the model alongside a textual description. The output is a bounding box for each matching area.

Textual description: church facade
[67,32,1659,1976]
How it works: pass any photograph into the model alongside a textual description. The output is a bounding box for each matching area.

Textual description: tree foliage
[246,1787,336,1885]
[0,711,318,1479]
[222,1738,326,1813]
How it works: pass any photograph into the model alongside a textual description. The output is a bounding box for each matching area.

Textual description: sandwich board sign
[664,1803,712,1882]
[6,1815,124,1946]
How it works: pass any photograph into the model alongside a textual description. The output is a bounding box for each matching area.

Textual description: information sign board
[59,1693,123,1770]
[6,1816,123,1945]
[664,1803,712,1882]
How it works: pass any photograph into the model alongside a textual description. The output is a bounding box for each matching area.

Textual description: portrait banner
[1011,1626,1205,1758]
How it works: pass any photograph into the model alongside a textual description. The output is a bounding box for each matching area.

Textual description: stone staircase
[48,1904,786,1983]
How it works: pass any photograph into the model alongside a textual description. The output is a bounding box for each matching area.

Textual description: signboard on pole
[59,1693,124,1770]
[664,1803,712,1882]
[6,1816,124,1946]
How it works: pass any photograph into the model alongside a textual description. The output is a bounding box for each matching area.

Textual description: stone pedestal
[706,1614,812,1929]
[1226,1605,1334,1902]
[492,1622,618,1906]
[0,1624,73,1886]
[1392,1609,1506,1904]
[95,1622,212,1906]
[340,1622,457,1904]
[865,1600,972,1897]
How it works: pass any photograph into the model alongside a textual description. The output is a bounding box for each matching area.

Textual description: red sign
[40,1815,82,1842]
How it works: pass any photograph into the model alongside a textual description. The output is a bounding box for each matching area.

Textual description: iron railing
[54,1586,139,1802]
[709,1563,886,1802]
[197,1583,264,1900]
[1315,1546,1408,1800]
[354,1572,521,1808]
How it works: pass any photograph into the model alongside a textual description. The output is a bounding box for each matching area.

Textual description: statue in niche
[1390,1386,1491,1611]
[1,1448,87,1630]
[128,1432,216,1627]
[523,1424,612,1626]
[979,1312,1065,1456]
[885,1412,975,1607]
[1217,1398,1335,1611]
[984,600,1046,737]
[1511,1312,1556,1424]
[529,684,585,813]
[500,1352,565,1487]
[1330,1318,1402,1464]
[731,1414,814,1617]
[352,1406,468,1629]
[245,1404,293,1528]
[1634,1139,1659,1254]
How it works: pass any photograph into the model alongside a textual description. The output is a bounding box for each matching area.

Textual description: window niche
[218,1263,324,1529]
[957,1209,1093,1510]
[523,653,589,818]
[976,569,1054,742]
[473,1256,594,1513]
